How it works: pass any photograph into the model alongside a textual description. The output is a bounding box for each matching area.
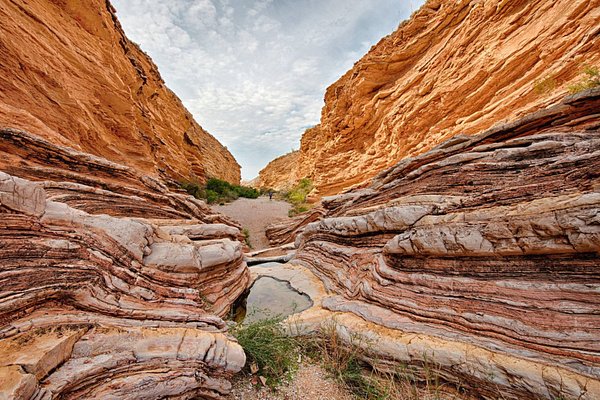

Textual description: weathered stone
[287,90,600,399]
[0,173,249,399]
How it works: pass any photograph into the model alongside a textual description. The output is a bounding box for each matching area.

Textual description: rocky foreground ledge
[0,130,250,399]
[269,89,600,400]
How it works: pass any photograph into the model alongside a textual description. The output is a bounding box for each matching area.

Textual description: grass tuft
[231,316,299,388]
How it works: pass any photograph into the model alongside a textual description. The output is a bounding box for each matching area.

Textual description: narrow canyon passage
[213,197,291,250]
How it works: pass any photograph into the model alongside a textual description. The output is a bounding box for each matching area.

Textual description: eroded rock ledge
[283,90,600,400]
[0,131,250,399]
[257,0,600,196]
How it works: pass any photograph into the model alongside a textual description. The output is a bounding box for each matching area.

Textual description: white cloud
[112,0,422,179]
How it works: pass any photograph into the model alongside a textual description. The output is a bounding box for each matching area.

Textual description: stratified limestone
[288,90,600,400]
[0,170,249,399]
[259,0,600,196]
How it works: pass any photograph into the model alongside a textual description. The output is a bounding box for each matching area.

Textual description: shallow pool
[231,276,312,323]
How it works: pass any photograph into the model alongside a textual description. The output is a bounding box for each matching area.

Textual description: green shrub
[568,66,600,94]
[205,189,219,204]
[281,178,313,217]
[180,178,259,204]
[231,316,299,387]
[283,178,313,205]
[242,228,251,248]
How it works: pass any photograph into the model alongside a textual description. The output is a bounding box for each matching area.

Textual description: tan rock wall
[288,90,600,399]
[255,150,300,190]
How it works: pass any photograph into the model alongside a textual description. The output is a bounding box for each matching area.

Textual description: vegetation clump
[179,177,259,204]
[568,66,600,94]
[232,315,460,398]
[231,316,299,388]
[280,178,313,217]
[533,75,556,95]
[299,321,457,399]
[242,227,251,248]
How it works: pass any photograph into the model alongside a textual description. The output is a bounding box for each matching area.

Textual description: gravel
[227,363,354,400]
[213,197,291,250]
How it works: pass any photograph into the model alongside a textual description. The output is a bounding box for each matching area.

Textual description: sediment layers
[0,0,240,184]
[256,151,299,190]
[259,0,600,196]
[289,89,600,399]
[0,127,251,398]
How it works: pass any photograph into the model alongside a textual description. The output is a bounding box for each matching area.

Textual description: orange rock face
[256,150,300,190]
[0,0,240,184]
[261,0,600,196]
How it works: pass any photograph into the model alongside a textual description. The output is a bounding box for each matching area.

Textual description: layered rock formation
[0,159,249,398]
[0,0,240,184]
[286,89,600,399]
[259,0,600,196]
[0,2,252,397]
[256,151,299,190]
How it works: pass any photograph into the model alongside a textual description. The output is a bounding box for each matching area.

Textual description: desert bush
[282,178,313,217]
[180,178,259,204]
[568,66,600,94]
[232,316,299,387]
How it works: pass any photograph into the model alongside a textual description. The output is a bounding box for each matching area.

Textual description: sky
[111,0,423,180]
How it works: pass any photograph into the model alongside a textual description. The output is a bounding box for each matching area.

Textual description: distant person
[268,190,274,200]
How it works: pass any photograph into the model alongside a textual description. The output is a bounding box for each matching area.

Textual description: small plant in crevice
[242,228,252,248]
[568,66,600,94]
[533,75,557,95]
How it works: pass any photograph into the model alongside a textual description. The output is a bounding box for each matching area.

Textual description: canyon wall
[286,89,600,399]
[256,150,300,190]
[0,2,250,398]
[258,0,600,196]
[0,163,248,399]
[0,0,240,184]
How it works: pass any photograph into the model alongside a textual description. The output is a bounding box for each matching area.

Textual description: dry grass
[297,321,464,400]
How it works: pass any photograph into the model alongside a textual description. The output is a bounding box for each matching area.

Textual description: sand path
[213,197,291,250]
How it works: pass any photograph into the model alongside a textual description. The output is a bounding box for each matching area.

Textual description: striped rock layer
[0,130,250,399]
[291,89,600,399]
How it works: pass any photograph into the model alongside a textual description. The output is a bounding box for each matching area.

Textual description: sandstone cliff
[259,0,600,196]
[256,150,300,190]
[278,89,600,399]
[0,0,240,184]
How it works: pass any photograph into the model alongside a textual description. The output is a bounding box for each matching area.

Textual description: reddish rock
[288,89,600,399]
[0,167,249,399]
